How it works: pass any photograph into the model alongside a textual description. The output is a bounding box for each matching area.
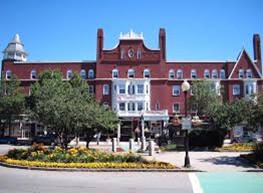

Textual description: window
[233,84,240,95]
[146,85,149,94]
[112,69,119,78]
[119,103,125,111]
[239,69,244,79]
[119,84,126,94]
[143,68,150,78]
[204,69,210,79]
[220,69,226,79]
[246,69,252,78]
[67,70,73,79]
[88,69,94,79]
[173,103,180,113]
[31,70,37,79]
[177,69,183,79]
[155,102,160,110]
[138,102,144,111]
[6,70,12,80]
[128,68,135,78]
[137,49,142,59]
[212,69,218,79]
[137,84,144,94]
[169,69,175,79]
[128,84,135,95]
[172,85,180,96]
[103,84,110,95]
[191,103,198,113]
[245,84,255,95]
[87,85,94,94]
[121,49,125,59]
[191,69,197,79]
[80,69,86,79]
[128,102,135,111]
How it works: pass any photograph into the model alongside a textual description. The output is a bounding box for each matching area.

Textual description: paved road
[0,166,192,193]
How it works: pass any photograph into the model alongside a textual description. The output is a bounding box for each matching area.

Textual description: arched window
[80,69,86,79]
[191,69,197,79]
[31,70,37,79]
[137,49,142,59]
[212,69,218,79]
[6,70,12,80]
[239,69,244,79]
[121,49,125,59]
[204,69,210,79]
[103,84,110,95]
[169,69,175,79]
[220,69,226,79]
[246,69,252,78]
[88,69,94,79]
[128,68,135,78]
[67,70,73,79]
[177,69,183,79]
[112,69,119,78]
[143,68,150,78]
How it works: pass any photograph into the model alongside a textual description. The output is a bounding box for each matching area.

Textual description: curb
[0,162,204,172]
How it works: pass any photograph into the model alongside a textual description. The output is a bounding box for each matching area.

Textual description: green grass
[160,144,177,151]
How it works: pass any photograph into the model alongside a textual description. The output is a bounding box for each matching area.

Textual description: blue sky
[1,0,263,61]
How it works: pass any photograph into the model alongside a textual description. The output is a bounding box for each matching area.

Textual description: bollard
[129,138,134,151]
[117,138,120,145]
[112,138,117,152]
[149,140,155,156]
[141,136,146,151]
[137,137,141,145]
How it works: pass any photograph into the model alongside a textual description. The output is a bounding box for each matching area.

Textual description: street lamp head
[181,80,191,92]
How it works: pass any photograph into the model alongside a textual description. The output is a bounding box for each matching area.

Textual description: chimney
[253,34,262,75]
[97,29,104,60]
[159,28,166,60]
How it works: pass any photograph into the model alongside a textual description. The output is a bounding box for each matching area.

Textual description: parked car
[31,135,57,145]
[232,134,257,143]
[0,136,17,144]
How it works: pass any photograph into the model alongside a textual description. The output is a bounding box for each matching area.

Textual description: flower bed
[216,143,254,152]
[0,144,175,169]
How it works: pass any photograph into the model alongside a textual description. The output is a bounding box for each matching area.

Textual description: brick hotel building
[1,29,263,139]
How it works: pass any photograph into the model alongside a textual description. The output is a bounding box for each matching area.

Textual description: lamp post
[181,80,191,168]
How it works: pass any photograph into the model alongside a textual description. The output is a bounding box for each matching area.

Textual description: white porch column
[141,115,146,150]
[117,122,121,144]
[20,121,23,138]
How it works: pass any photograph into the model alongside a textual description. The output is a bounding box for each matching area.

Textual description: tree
[0,75,25,136]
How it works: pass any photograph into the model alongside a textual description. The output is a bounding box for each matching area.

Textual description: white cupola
[3,34,28,61]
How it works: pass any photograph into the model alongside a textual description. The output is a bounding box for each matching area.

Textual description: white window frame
[177,69,183,79]
[137,84,144,94]
[119,103,125,111]
[103,84,110,95]
[233,84,240,96]
[112,69,119,78]
[31,70,37,79]
[212,69,218,79]
[80,69,86,79]
[143,69,150,78]
[128,84,135,95]
[246,69,252,78]
[6,70,12,80]
[88,69,94,79]
[137,102,144,111]
[169,69,175,79]
[220,69,226,79]
[239,69,244,79]
[128,102,135,111]
[137,49,142,59]
[119,84,126,94]
[204,69,210,79]
[88,85,94,94]
[128,68,135,78]
[191,69,197,79]
[173,103,180,113]
[172,85,180,96]
[67,70,73,79]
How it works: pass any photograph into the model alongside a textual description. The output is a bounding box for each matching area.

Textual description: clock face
[128,48,134,58]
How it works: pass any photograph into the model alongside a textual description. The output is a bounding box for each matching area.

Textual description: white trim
[229,49,262,79]
[167,60,235,63]
[188,173,203,193]
[14,60,96,64]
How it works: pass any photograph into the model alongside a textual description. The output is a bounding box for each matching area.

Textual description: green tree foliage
[0,75,25,136]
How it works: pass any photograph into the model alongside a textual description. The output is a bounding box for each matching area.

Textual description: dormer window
[177,69,183,79]
[204,69,210,79]
[239,69,244,79]
[31,70,37,79]
[143,68,150,78]
[121,49,125,59]
[212,69,218,79]
[67,70,73,79]
[137,49,142,59]
[88,69,94,79]
[169,69,175,79]
[220,69,226,79]
[246,69,252,78]
[80,70,86,79]
[128,68,135,78]
[6,70,12,80]
[112,69,119,78]
[191,69,197,79]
